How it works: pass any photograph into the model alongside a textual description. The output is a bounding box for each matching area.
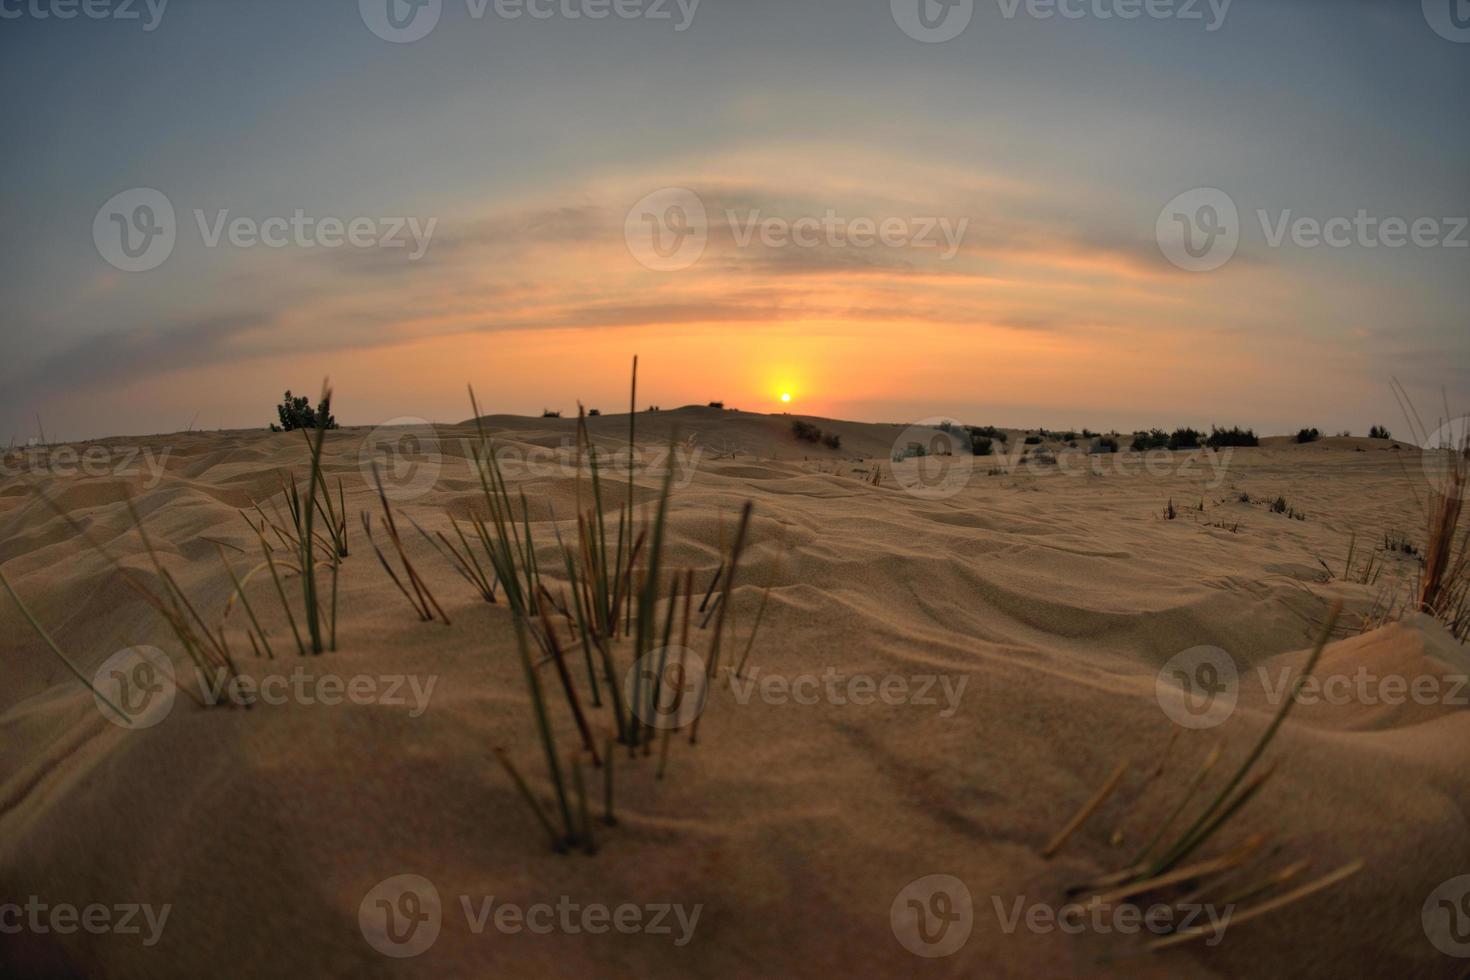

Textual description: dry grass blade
[0,569,131,725]
[1043,760,1129,859]
[1146,860,1364,952]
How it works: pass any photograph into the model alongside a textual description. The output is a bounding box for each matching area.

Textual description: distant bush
[1168,427,1202,450]
[1024,435,1042,445]
[542,409,562,418]
[971,425,1008,442]
[1081,428,1098,439]
[1131,429,1168,452]
[791,419,822,443]
[822,433,841,450]
[708,401,725,409]
[1206,425,1259,448]
[1369,425,1392,440]
[971,436,994,456]
[272,391,337,432]
[587,408,601,417]
[1295,427,1320,443]
[1095,436,1119,453]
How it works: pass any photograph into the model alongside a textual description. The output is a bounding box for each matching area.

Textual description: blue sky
[1,0,1466,439]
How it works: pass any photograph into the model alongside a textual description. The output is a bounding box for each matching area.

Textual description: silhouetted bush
[1168,428,1202,450]
[1369,425,1391,440]
[822,433,841,450]
[708,401,724,409]
[542,409,562,418]
[1131,429,1169,451]
[587,409,601,417]
[971,436,994,456]
[1096,436,1119,453]
[1206,426,1259,448]
[791,419,822,444]
[1296,427,1320,443]
[272,391,337,432]
[1024,435,1042,445]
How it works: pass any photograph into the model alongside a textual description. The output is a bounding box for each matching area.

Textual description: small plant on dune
[587,408,601,417]
[970,425,1008,443]
[1024,435,1042,445]
[478,357,772,854]
[1095,436,1119,454]
[1369,425,1391,440]
[707,401,724,409]
[271,390,337,432]
[821,433,841,450]
[1206,425,1259,448]
[1163,499,1177,520]
[542,409,562,418]
[1295,428,1320,444]
[970,436,994,456]
[1046,605,1364,951]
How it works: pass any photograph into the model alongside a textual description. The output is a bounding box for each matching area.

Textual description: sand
[1,407,1466,978]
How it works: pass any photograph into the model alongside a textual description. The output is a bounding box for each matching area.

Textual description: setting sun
[780,392,792,404]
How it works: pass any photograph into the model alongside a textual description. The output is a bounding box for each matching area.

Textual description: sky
[1,0,1466,441]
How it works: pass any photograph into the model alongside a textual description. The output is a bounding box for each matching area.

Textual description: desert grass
[362,465,450,625]
[1048,604,1360,950]
[0,569,132,725]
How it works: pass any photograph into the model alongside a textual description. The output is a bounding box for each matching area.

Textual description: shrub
[272,391,337,432]
[1024,435,1042,445]
[1369,425,1392,440]
[1096,436,1119,453]
[587,408,601,417]
[708,401,724,409]
[971,436,994,456]
[822,433,841,450]
[1296,427,1320,444]
[791,419,822,444]
[1168,427,1202,450]
[1131,429,1169,452]
[1206,425,1259,448]
[542,409,562,418]
[971,425,1008,442]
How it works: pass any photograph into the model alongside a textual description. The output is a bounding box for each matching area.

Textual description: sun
[780,392,792,404]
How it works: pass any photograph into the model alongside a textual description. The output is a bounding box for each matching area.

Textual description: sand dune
[0,409,1465,978]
